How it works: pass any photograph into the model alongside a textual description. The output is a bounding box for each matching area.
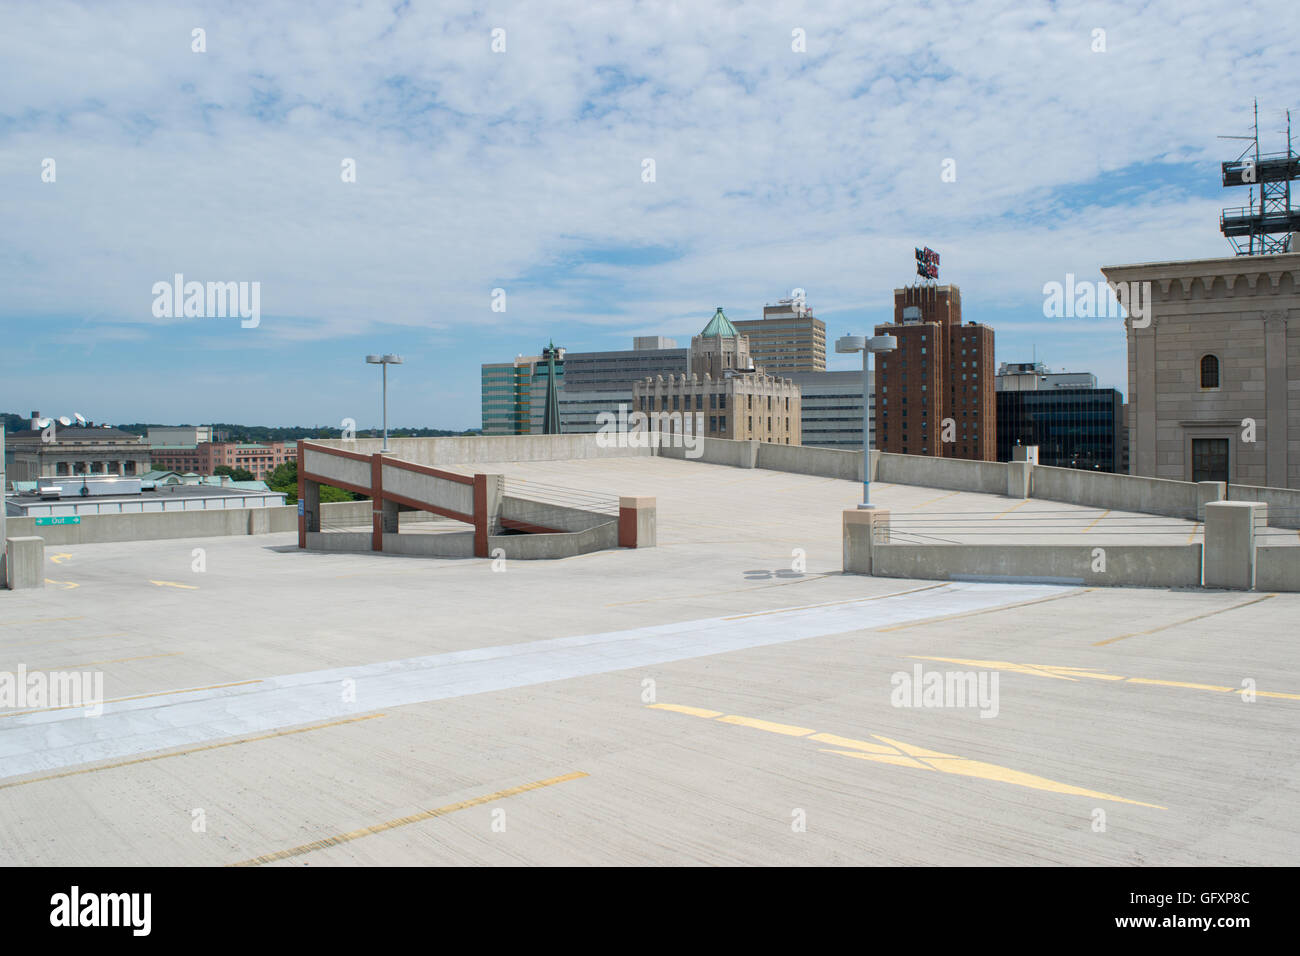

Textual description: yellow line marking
[914,655,1299,701]
[0,617,85,628]
[44,579,78,590]
[149,580,198,590]
[878,588,1094,632]
[911,656,1125,682]
[1186,523,1201,544]
[1082,510,1110,533]
[1,633,127,653]
[718,583,949,622]
[0,715,384,791]
[994,499,1030,519]
[650,704,1164,809]
[648,703,723,718]
[911,490,961,510]
[1125,678,1234,692]
[0,678,262,718]
[39,652,184,670]
[717,715,816,736]
[49,553,73,565]
[231,770,589,867]
[1092,594,1276,646]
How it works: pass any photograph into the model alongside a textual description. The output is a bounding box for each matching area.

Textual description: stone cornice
[1101,252,1300,302]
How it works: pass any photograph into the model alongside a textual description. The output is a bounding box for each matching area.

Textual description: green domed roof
[700,307,739,338]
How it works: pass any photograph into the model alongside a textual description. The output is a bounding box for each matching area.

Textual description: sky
[1,0,1296,431]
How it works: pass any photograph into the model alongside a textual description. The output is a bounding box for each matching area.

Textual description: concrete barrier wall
[5,499,370,545]
[876,453,1007,496]
[1228,485,1300,529]
[305,531,372,553]
[658,437,757,468]
[302,446,371,491]
[873,542,1203,589]
[313,434,651,465]
[382,462,474,516]
[757,442,862,481]
[1031,466,1198,519]
[1256,546,1300,592]
[380,530,476,558]
[500,497,610,533]
[489,521,618,559]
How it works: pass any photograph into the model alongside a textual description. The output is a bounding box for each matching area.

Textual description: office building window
[1200,354,1220,389]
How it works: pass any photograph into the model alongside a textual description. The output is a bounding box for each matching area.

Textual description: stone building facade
[1100,251,1300,488]
[633,308,801,443]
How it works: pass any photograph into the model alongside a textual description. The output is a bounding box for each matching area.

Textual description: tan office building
[1101,250,1300,488]
[634,308,801,443]
[732,299,826,373]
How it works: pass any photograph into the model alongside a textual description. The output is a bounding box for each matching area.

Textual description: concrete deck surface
[1,457,1296,865]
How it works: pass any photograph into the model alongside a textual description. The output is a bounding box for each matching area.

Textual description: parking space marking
[231,770,588,866]
[0,714,384,791]
[1092,594,1276,646]
[913,655,1300,701]
[651,702,1165,808]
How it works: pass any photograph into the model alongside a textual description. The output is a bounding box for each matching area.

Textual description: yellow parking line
[911,490,961,510]
[39,652,184,671]
[878,588,1093,632]
[231,770,589,866]
[994,500,1030,519]
[1186,523,1201,544]
[0,617,84,628]
[1082,510,1110,533]
[0,714,385,791]
[0,678,262,718]
[649,703,722,718]
[649,703,1164,809]
[1093,594,1275,646]
[717,715,815,736]
[914,655,1300,701]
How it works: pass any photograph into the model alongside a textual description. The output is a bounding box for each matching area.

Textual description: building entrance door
[1192,438,1229,483]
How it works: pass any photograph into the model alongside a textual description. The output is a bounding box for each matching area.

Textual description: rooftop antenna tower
[1218,99,1300,255]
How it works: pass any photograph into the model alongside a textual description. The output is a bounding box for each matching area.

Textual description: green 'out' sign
[35,516,81,526]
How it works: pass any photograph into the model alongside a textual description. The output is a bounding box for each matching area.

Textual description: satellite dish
[74,412,87,425]
[36,418,52,428]
[58,416,72,426]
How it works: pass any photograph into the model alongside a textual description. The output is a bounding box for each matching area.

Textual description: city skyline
[3,1,1296,429]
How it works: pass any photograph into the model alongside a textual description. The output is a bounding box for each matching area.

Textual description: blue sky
[1,0,1295,430]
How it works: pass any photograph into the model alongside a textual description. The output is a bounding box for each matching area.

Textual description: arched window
[1200,354,1220,389]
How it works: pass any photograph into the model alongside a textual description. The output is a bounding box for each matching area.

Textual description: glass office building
[996,387,1123,472]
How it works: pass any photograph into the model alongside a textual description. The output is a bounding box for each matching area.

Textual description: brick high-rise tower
[874,284,995,460]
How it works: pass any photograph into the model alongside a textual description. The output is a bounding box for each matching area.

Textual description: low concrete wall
[313,434,651,465]
[304,531,372,553]
[500,496,611,533]
[490,521,619,559]
[380,530,476,558]
[1256,546,1300,592]
[658,437,757,468]
[1228,484,1300,529]
[876,453,1007,496]
[5,499,370,545]
[757,442,862,481]
[872,542,1203,589]
[1031,466,1198,519]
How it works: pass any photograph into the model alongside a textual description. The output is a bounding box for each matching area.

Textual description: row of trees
[264,460,356,504]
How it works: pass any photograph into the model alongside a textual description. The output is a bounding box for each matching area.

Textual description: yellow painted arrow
[650,702,1166,809]
[49,553,73,565]
[149,580,199,590]
[44,579,79,590]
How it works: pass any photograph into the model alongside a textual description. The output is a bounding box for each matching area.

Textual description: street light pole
[365,354,404,453]
[835,333,897,509]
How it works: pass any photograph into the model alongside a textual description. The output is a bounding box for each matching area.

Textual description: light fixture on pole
[365,354,403,452]
[835,333,897,509]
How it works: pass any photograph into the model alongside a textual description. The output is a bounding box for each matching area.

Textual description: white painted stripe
[0,582,1068,778]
